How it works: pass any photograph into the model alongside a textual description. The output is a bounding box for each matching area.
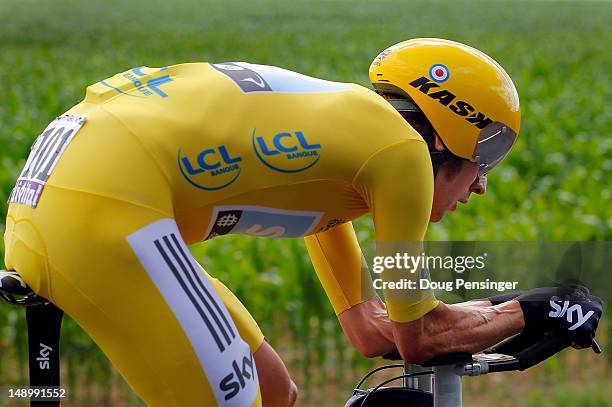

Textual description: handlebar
[382,335,602,375]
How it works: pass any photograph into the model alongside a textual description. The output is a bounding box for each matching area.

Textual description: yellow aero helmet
[369,38,520,174]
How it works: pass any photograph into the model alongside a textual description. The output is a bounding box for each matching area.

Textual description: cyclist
[3,38,601,406]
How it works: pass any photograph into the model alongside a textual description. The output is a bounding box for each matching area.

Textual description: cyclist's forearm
[338,298,396,357]
[445,300,524,353]
[392,301,524,363]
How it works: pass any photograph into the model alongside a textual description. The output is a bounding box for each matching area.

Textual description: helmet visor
[473,121,517,175]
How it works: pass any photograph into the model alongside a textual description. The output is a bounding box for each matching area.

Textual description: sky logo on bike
[548,299,595,331]
[37,343,53,370]
[252,128,321,173]
[218,353,256,401]
[178,145,242,190]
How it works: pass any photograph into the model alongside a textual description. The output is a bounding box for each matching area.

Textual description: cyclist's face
[430,160,486,222]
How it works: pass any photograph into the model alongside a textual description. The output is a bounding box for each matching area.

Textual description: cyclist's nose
[470,174,487,195]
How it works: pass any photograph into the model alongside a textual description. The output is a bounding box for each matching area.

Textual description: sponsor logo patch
[210,63,272,93]
[252,129,321,173]
[178,145,242,190]
[204,205,323,240]
[8,114,86,208]
[549,298,596,331]
[37,343,53,370]
[99,66,173,98]
[429,64,450,83]
[210,62,351,94]
[127,219,258,406]
[409,76,493,129]
[370,49,392,67]
[219,353,257,401]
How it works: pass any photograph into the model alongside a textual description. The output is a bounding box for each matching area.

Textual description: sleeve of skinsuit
[304,222,378,316]
[353,139,439,323]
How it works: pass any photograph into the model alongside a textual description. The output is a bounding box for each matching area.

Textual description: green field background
[1,0,611,406]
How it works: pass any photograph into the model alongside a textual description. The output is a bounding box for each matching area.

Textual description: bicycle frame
[404,363,460,407]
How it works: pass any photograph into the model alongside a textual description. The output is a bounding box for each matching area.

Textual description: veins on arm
[338,298,396,358]
[393,300,525,363]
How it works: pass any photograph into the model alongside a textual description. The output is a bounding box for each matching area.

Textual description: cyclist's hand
[559,285,603,348]
[515,284,603,348]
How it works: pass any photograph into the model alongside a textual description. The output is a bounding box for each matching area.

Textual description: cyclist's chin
[429,210,444,223]
[430,204,456,222]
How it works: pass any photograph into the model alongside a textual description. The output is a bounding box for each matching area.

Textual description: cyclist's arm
[393,300,524,362]
[336,297,396,357]
[304,222,395,356]
[354,139,524,362]
[304,222,375,315]
[353,139,439,321]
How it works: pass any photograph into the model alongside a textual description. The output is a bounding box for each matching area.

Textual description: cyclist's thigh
[6,195,263,406]
[204,270,297,406]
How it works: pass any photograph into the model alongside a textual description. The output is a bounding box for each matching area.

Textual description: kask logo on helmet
[409,76,493,129]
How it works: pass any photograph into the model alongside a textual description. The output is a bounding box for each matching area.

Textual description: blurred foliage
[0,0,610,406]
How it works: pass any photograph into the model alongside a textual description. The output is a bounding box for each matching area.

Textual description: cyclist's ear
[434,134,445,152]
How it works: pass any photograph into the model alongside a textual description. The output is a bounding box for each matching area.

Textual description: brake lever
[592,339,602,354]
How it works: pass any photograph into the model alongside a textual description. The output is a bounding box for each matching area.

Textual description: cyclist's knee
[285,380,298,407]
[264,379,297,407]
[254,340,298,407]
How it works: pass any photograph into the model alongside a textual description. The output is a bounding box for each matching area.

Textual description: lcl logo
[252,129,321,173]
[178,146,242,191]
